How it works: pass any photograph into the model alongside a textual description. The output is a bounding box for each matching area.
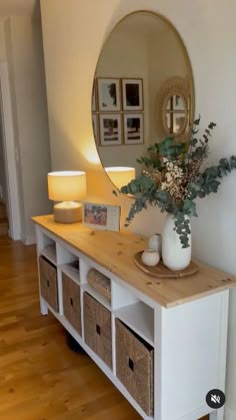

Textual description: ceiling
[0,0,39,17]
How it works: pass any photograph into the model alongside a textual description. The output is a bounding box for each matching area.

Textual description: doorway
[0,62,21,240]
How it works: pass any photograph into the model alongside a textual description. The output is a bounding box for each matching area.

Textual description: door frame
[0,62,21,240]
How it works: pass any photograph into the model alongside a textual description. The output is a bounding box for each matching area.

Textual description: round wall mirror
[92,11,194,190]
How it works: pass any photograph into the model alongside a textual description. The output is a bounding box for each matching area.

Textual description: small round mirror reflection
[92,11,194,190]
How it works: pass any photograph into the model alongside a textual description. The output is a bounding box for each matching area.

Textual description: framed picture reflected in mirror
[97,78,121,111]
[124,113,144,145]
[99,114,122,146]
[122,78,143,111]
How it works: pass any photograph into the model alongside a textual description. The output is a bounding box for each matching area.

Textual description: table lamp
[48,171,87,223]
[105,167,135,190]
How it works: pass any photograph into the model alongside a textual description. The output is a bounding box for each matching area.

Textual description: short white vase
[162,214,191,271]
[148,233,162,256]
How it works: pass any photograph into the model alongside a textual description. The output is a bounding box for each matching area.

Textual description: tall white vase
[162,214,191,271]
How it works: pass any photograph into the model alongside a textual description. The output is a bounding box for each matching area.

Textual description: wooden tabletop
[32,215,236,308]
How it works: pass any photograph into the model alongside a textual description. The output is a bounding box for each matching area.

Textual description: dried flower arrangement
[114,118,236,248]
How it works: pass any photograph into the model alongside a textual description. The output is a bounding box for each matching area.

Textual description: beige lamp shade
[105,167,135,190]
[48,171,87,202]
[48,171,87,223]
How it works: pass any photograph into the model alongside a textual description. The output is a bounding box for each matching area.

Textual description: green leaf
[197,190,206,198]
[189,137,198,146]
[208,122,216,129]
[194,116,201,125]
[182,200,197,217]
[209,180,221,193]
[204,166,218,181]
[120,185,129,194]
[230,155,236,169]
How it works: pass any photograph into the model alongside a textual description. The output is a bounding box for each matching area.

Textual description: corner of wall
[225,407,236,420]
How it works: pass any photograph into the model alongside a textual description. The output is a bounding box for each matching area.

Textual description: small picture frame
[92,114,99,144]
[83,202,120,231]
[122,78,143,111]
[97,78,121,111]
[99,114,122,146]
[124,113,144,145]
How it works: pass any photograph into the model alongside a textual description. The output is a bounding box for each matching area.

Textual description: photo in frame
[97,78,121,111]
[122,78,143,111]
[124,113,144,145]
[99,114,122,146]
[83,202,120,231]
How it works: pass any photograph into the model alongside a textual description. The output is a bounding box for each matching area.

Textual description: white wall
[40,0,236,417]
[4,16,52,243]
[0,19,6,60]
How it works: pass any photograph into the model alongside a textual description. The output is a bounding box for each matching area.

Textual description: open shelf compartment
[60,260,80,285]
[40,243,57,265]
[36,227,57,265]
[115,301,154,346]
[79,258,112,309]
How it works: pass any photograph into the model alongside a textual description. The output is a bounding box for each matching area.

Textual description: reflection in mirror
[105,167,136,191]
[92,11,194,190]
[165,110,186,135]
[165,94,187,135]
[166,95,186,111]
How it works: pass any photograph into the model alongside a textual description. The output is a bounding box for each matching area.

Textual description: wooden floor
[0,236,209,420]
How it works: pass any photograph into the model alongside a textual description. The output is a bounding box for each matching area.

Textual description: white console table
[33,215,236,420]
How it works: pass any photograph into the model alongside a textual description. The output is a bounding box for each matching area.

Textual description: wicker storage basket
[87,268,111,302]
[115,319,154,416]
[84,292,112,368]
[62,272,81,335]
[39,256,58,312]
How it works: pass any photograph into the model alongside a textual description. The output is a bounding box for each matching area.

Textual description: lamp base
[53,202,82,223]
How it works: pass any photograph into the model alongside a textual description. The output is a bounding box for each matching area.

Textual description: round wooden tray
[134,251,198,278]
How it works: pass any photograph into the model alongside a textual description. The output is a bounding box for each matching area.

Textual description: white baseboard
[225,406,236,420]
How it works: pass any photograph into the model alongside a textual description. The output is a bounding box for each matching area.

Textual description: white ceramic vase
[162,214,191,271]
[148,233,162,256]
[141,249,160,267]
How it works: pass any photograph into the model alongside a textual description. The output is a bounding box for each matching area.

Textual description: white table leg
[40,296,48,315]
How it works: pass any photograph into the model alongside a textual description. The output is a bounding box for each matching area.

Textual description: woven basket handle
[96,324,101,335]
[129,358,134,371]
